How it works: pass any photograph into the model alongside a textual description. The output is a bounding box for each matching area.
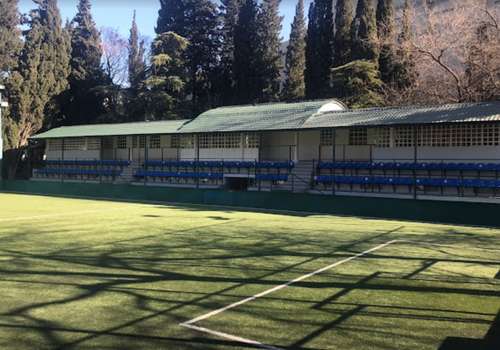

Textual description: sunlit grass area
[0,193,499,350]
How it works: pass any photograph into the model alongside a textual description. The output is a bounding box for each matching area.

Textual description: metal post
[332,128,336,195]
[144,135,148,186]
[0,86,8,180]
[413,126,418,200]
[61,138,65,183]
[196,134,200,189]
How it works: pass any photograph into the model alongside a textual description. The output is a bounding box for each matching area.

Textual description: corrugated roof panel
[31,119,189,139]
[177,100,338,133]
[302,102,500,129]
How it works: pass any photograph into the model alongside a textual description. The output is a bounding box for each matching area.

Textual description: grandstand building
[31,100,500,202]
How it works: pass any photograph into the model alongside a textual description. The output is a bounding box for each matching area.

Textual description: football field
[0,193,499,349]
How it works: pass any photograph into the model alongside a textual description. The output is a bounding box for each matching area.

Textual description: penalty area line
[180,239,401,349]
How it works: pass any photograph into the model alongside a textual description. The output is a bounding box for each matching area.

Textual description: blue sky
[19,0,313,41]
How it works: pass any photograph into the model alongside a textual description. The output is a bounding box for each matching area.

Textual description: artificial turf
[0,193,499,350]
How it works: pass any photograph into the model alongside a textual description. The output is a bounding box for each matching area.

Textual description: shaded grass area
[0,193,499,350]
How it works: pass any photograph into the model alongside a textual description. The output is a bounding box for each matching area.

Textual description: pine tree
[8,0,70,148]
[256,0,283,102]
[156,0,220,115]
[128,10,146,90]
[143,32,189,120]
[0,0,23,152]
[234,0,261,104]
[333,0,354,67]
[351,0,379,61]
[218,0,242,105]
[331,60,384,108]
[282,0,306,101]
[377,0,398,84]
[305,1,320,99]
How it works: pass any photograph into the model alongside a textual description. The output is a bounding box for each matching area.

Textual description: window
[132,136,138,148]
[48,139,63,151]
[320,129,334,146]
[416,124,500,147]
[225,133,240,148]
[149,135,161,149]
[394,127,414,147]
[139,136,146,148]
[117,136,127,149]
[64,138,86,151]
[199,134,211,148]
[483,124,500,146]
[87,138,101,150]
[374,128,391,148]
[245,133,260,148]
[349,128,368,146]
[171,135,179,148]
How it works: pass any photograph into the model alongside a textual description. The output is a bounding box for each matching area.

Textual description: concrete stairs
[116,161,141,183]
[273,160,314,193]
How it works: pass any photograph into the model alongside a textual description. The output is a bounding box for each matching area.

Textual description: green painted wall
[1,180,499,227]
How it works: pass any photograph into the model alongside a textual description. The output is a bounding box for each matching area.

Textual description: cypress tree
[333,0,354,67]
[351,0,379,61]
[316,0,335,97]
[233,0,261,104]
[305,1,320,98]
[65,0,107,125]
[70,0,104,86]
[128,10,146,90]
[9,0,70,147]
[0,0,23,151]
[393,0,415,89]
[156,0,184,35]
[256,0,283,102]
[0,0,22,82]
[376,0,398,84]
[282,0,306,101]
[219,0,242,105]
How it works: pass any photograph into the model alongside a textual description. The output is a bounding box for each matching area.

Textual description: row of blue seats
[144,160,295,169]
[46,160,131,167]
[134,171,289,182]
[135,171,224,180]
[35,168,121,176]
[317,161,500,172]
[315,175,500,189]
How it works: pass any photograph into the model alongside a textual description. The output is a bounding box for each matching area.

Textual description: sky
[19,0,314,41]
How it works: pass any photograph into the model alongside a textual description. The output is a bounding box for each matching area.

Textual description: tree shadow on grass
[438,310,500,350]
[0,220,499,350]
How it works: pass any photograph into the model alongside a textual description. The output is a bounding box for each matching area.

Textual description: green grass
[0,193,499,350]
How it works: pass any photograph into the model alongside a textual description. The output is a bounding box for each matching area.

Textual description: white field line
[182,324,284,350]
[180,239,401,349]
[0,207,122,223]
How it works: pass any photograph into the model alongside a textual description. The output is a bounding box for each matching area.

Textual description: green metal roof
[31,100,500,140]
[31,119,189,139]
[177,100,340,133]
[302,102,500,129]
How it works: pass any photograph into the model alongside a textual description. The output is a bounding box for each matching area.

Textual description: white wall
[374,146,500,162]
[261,131,296,161]
[298,130,320,161]
[199,148,258,161]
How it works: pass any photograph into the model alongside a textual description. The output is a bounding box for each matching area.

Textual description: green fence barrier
[1,180,499,227]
